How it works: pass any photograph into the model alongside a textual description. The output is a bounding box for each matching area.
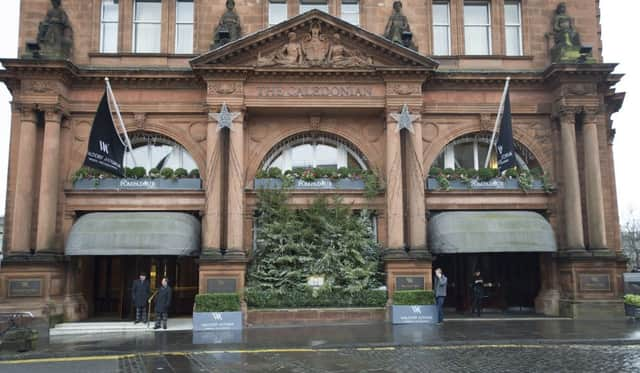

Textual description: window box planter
[73,178,202,190]
[391,305,438,324]
[426,177,543,191]
[254,178,365,190]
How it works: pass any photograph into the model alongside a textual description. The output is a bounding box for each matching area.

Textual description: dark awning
[428,211,557,254]
[65,212,201,256]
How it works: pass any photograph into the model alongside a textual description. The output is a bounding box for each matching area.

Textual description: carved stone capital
[581,106,604,124]
[44,109,64,124]
[552,107,578,125]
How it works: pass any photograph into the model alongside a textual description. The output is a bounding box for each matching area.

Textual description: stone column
[226,108,245,256]
[9,106,38,252]
[405,111,427,254]
[558,109,585,250]
[582,110,607,249]
[385,112,404,251]
[35,110,63,251]
[202,110,224,254]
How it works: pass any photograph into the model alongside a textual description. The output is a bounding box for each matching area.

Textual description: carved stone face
[557,3,566,14]
[288,32,296,41]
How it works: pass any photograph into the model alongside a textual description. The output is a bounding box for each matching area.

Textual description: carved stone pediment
[191,10,438,72]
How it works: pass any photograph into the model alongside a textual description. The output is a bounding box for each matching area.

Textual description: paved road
[3,344,640,373]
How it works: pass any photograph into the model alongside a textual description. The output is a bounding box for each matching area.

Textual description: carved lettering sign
[8,279,42,297]
[206,278,237,293]
[256,85,373,98]
[396,276,425,291]
[578,273,611,292]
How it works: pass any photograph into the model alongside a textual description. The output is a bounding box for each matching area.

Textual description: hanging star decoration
[209,103,241,131]
[390,104,420,133]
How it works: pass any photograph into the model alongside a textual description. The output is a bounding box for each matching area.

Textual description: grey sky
[0,0,638,223]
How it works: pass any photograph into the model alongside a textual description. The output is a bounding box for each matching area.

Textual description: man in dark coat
[471,270,484,317]
[132,272,150,323]
[434,268,447,324]
[154,277,172,330]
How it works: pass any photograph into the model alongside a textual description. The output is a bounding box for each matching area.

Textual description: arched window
[262,133,368,171]
[124,133,198,171]
[432,132,539,170]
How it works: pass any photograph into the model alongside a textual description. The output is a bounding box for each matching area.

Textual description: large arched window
[124,133,198,171]
[432,132,539,170]
[262,133,368,171]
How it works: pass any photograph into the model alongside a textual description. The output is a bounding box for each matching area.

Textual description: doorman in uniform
[132,272,150,324]
[154,277,172,330]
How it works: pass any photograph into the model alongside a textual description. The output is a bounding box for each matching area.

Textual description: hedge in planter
[194,293,241,312]
[193,293,242,331]
[393,290,435,305]
[392,290,437,324]
[245,287,387,308]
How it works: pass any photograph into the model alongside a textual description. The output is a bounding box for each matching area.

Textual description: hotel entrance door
[90,256,197,319]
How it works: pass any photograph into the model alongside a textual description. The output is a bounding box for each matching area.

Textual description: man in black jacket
[132,272,150,324]
[154,277,172,330]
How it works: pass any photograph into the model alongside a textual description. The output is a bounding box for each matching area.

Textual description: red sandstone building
[0,0,626,321]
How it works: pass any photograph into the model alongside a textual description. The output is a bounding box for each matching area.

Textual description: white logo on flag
[497,144,503,155]
[99,140,110,154]
[211,312,223,321]
[411,306,422,314]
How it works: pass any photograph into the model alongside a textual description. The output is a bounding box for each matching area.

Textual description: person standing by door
[471,270,484,317]
[434,268,447,324]
[154,277,172,330]
[132,272,150,324]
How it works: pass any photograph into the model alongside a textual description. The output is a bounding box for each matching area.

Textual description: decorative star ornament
[391,104,420,133]
[209,103,240,131]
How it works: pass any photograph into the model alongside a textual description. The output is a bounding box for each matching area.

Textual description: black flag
[83,90,125,177]
[496,90,516,173]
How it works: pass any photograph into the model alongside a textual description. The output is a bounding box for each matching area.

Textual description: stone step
[247,307,387,326]
[50,319,193,336]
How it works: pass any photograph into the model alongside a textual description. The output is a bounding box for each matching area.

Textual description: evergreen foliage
[247,188,383,301]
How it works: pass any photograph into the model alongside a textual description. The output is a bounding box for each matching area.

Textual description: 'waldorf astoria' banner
[83,90,125,177]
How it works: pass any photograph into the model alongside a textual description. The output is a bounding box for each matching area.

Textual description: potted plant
[391,290,437,324]
[193,293,243,331]
[624,294,640,318]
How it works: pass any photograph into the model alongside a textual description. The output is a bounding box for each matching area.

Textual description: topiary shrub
[124,167,134,178]
[478,168,494,181]
[194,293,241,312]
[174,168,188,178]
[132,166,146,179]
[393,290,436,305]
[267,167,283,179]
[160,167,174,179]
[189,169,200,178]
[429,167,442,177]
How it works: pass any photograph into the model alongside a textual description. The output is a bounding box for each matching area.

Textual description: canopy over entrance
[65,212,201,256]
[428,211,557,254]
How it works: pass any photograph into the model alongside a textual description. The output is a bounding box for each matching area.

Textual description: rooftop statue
[549,2,593,63]
[383,1,417,51]
[212,0,242,49]
[27,0,73,59]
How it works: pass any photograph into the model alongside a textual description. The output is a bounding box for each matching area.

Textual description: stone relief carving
[207,82,241,96]
[309,115,322,130]
[421,122,439,143]
[189,122,207,143]
[257,22,372,68]
[134,113,147,130]
[22,80,57,94]
[26,0,73,59]
[388,83,420,96]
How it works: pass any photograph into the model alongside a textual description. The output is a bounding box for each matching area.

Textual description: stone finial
[549,2,593,63]
[383,1,417,51]
[212,0,242,49]
[26,0,73,59]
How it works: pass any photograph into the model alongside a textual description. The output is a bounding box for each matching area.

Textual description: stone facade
[0,0,626,321]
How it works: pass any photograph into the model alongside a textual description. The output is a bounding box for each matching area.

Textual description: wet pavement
[3,319,640,372]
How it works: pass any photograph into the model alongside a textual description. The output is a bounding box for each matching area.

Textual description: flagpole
[104,77,137,167]
[484,76,511,169]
